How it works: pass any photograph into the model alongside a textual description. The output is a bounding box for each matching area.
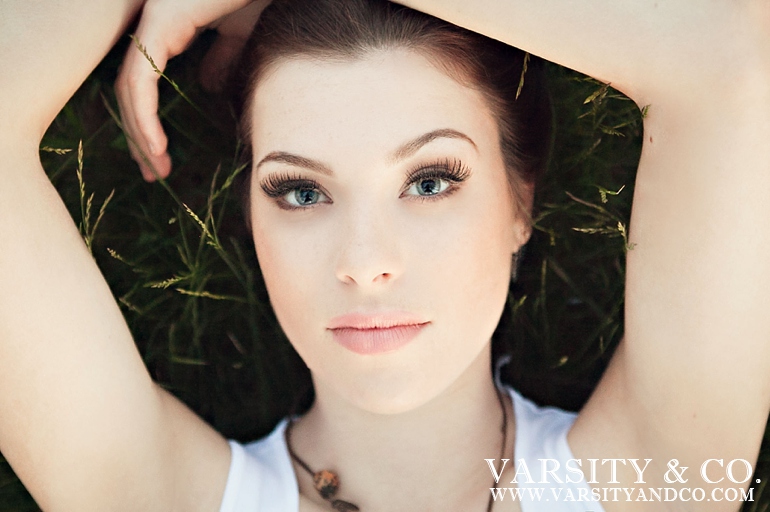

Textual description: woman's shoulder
[504,385,605,511]
[219,418,299,512]
[503,384,578,462]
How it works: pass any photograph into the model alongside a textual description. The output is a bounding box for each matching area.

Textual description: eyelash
[260,173,322,199]
[402,158,471,202]
[259,158,472,210]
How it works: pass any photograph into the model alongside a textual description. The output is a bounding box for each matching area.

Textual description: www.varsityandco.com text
[485,458,758,504]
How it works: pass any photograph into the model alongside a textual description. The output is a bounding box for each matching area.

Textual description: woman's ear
[511,180,535,252]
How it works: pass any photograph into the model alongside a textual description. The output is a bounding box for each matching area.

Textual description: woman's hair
[231,0,553,222]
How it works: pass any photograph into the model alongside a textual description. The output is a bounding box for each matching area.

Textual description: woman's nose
[334,208,403,287]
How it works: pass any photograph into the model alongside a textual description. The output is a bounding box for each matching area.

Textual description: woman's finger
[116,13,187,180]
[123,43,172,180]
[126,51,167,158]
[116,56,155,180]
[116,40,169,180]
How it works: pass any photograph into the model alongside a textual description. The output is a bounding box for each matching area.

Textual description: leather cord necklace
[284,386,509,511]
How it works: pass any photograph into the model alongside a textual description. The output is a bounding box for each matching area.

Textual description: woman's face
[249,49,531,414]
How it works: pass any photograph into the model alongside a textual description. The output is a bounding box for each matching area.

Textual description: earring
[510,247,525,282]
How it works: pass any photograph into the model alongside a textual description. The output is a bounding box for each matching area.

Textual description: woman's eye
[284,187,328,207]
[405,176,451,197]
[259,174,332,210]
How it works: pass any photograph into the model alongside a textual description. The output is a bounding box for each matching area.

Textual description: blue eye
[260,173,331,210]
[405,176,451,197]
[402,159,471,199]
[287,187,326,207]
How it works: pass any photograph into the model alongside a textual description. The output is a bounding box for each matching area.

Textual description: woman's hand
[116,0,268,182]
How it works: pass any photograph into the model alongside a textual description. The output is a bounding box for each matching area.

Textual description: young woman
[1,0,768,511]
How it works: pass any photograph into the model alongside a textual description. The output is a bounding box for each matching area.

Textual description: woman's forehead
[249,49,500,164]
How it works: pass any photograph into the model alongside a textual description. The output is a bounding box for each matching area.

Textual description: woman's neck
[288,343,515,511]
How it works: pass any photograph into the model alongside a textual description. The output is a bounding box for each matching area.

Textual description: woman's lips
[327,312,429,355]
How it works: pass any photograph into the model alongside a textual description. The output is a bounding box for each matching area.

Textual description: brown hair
[232,0,552,222]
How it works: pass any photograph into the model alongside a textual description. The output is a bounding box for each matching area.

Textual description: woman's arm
[2,1,137,141]
[395,0,765,107]
[400,1,770,509]
[0,2,230,511]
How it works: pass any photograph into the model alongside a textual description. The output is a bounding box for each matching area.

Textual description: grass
[0,28,768,511]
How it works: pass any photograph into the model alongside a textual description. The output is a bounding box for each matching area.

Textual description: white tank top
[218,385,606,512]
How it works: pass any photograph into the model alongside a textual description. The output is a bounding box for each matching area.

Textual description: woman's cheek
[451,185,518,328]
[254,211,332,343]
[418,187,513,296]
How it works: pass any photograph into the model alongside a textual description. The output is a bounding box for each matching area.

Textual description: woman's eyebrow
[254,129,477,176]
[255,152,333,176]
[390,128,478,162]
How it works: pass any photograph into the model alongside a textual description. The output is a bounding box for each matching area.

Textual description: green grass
[1,29,768,511]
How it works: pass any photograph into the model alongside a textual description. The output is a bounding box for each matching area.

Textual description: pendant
[313,469,340,499]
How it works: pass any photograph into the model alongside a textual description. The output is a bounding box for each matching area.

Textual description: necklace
[284,385,509,511]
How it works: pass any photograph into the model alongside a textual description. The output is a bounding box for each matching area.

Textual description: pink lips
[327,311,429,355]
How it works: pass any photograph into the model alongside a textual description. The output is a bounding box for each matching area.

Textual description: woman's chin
[317,370,449,416]
[306,333,493,417]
